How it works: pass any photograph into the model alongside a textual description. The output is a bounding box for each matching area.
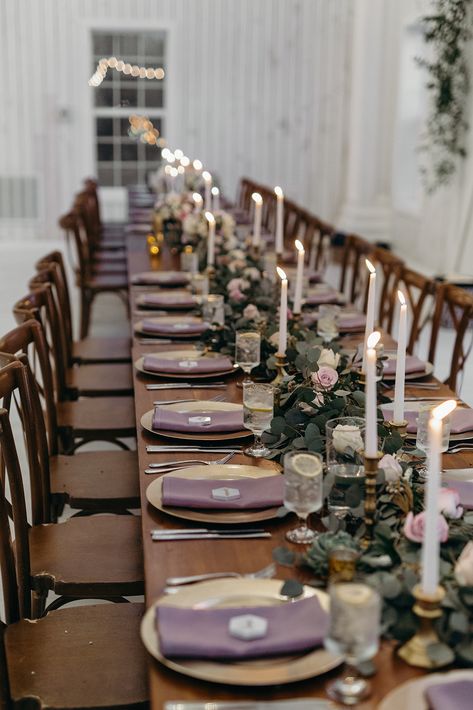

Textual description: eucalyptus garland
[417,0,473,191]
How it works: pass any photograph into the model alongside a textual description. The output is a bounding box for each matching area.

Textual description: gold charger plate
[382,360,434,382]
[140,578,341,686]
[135,349,237,380]
[141,401,251,442]
[382,402,473,442]
[146,463,282,523]
[378,669,473,710]
[134,315,208,339]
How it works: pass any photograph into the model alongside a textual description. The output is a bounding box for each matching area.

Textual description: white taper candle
[205,211,216,267]
[203,171,212,211]
[362,259,377,373]
[293,239,305,315]
[277,266,288,355]
[252,192,263,248]
[393,291,408,424]
[365,330,380,458]
[275,186,284,255]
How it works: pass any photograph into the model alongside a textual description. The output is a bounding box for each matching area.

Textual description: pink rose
[243,304,260,320]
[379,454,403,483]
[287,307,293,320]
[311,366,338,390]
[438,488,463,519]
[455,541,473,586]
[229,288,245,302]
[404,511,449,544]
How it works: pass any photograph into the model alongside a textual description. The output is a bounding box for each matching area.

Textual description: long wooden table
[127,234,473,708]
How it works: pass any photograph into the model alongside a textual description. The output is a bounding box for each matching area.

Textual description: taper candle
[211,186,220,211]
[202,171,212,211]
[421,400,457,595]
[362,259,377,372]
[205,211,216,267]
[393,290,408,424]
[274,186,284,256]
[308,229,321,272]
[293,239,305,314]
[192,192,203,214]
[277,266,288,355]
[252,192,263,248]
[365,330,381,458]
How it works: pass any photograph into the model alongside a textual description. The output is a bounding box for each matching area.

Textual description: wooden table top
[126,235,473,708]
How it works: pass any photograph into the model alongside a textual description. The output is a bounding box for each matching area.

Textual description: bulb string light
[89,57,165,87]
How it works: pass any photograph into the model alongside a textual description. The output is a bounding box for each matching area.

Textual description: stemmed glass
[283,451,323,544]
[324,581,381,705]
[242,382,274,457]
[235,331,261,385]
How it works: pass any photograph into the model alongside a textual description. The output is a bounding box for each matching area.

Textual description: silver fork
[145,450,236,472]
[447,444,473,454]
[153,394,226,406]
[164,562,276,587]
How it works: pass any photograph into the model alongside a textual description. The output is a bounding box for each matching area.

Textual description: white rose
[379,454,403,483]
[317,348,340,370]
[332,424,364,455]
[455,541,473,586]
[244,267,261,281]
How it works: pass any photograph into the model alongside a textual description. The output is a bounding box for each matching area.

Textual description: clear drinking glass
[242,382,274,457]
[283,451,323,544]
[325,581,381,705]
[190,273,209,296]
[317,305,340,341]
[326,417,365,519]
[415,405,452,453]
[235,331,261,385]
[180,249,199,274]
[201,294,225,327]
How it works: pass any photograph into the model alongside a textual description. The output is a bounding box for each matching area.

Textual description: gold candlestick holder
[206,265,216,279]
[388,420,408,440]
[398,585,452,668]
[250,244,260,260]
[360,452,382,550]
[292,312,302,324]
[271,352,288,386]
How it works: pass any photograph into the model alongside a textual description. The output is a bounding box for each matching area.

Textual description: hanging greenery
[417,0,473,192]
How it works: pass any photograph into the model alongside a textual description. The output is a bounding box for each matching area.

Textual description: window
[92,31,166,187]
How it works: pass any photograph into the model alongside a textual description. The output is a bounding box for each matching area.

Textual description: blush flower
[243,304,260,320]
[317,348,340,370]
[454,541,473,586]
[404,511,449,544]
[438,488,463,519]
[311,366,338,390]
[229,289,245,302]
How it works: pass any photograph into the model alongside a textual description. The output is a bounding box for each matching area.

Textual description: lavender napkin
[384,408,473,434]
[162,474,284,509]
[425,680,473,710]
[156,595,329,659]
[140,293,196,309]
[383,354,426,376]
[152,407,244,433]
[339,314,366,331]
[143,355,232,374]
[141,319,209,335]
[442,480,473,509]
[305,290,341,306]
[133,271,190,286]
[308,271,323,284]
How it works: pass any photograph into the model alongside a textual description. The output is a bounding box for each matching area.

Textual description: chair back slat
[35,251,74,355]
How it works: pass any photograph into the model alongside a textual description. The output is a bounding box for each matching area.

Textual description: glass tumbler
[325,417,366,519]
[415,405,452,453]
[242,382,274,457]
[283,451,323,544]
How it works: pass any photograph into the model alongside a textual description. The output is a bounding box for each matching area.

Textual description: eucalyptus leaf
[449,610,469,633]
[280,579,304,599]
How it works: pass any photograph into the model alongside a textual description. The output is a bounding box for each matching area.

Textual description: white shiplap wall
[0,0,353,240]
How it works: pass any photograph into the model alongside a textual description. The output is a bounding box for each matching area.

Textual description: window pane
[97,144,114,161]
[121,143,138,161]
[121,167,139,186]
[95,88,114,108]
[118,34,138,57]
[96,118,113,136]
[120,87,138,107]
[144,88,164,108]
[93,33,113,56]
[144,34,165,57]
[98,166,115,186]
[144,143,160,161]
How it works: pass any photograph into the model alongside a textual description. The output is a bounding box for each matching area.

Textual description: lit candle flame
[192,192,203,204]
[398,290,406,306]
[202,170,211,182]
[252,192,263,205]
[366,258,376,274]
[274,186,283,198]
[295,239,304,253]
[205,211,215,225]
[174,148,183,160]
[367,330,381,349]
[211,186,220,196]
[193,159,203,170]
[276,266,287,281]
[432,399,457,421]
[180,156,190,167]
[169,167,178,177]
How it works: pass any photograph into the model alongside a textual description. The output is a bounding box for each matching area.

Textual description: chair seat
[86,274,129,291]
[73,336,131,364]
[57,396,136,437]
[50,450,139,510]
[92,249,126,263]
[5,602,148,709]
[67,363,133,396]
[29,515,143,597]
[92,262,128,277]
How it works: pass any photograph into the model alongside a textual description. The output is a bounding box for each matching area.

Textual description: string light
[89,57,165,87]
[128,115,159,145]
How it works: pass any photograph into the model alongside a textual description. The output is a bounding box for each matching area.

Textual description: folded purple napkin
[140,293,196,309]
[143,355,232,374]
[308,271,323,284]
[229,208,251,225]
[425,680,473,710]
[133,271,190,286]
[142,319,209,335]
[152,407,244,433]
[162,474,284,509]
[305,290,341,306]
[156,595,329,659]
[339,314,366,331]
[383,354,426,376]
[442,480,473,509]
[384,408,473,434]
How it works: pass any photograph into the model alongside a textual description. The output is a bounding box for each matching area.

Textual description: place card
[228,614,268,641]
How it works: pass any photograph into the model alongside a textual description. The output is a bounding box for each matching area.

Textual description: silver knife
[152,532,271,541]
[146,384,227,390]
[164,700,330,710]
[146,446,242,453]
[151,528,265,535]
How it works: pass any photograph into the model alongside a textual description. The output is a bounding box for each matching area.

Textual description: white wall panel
[0,0,353,240]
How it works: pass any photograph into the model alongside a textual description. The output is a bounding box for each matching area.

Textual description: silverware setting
[146,446,242,454]
[153,394,227,406]
[146,382,226,390]
[145,451,236,473]
[152,531,271,541]
[404,396,462,402]
[165,562,276,586]
[164,699,331,710]
[447,443,473,454]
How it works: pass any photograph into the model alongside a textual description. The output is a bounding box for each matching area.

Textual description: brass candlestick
[398,585,452,668]
[360,452,382,550]
[271,352,288,386]
[292,312,302,324]
[206,264,216,279]
[250,244,260,260]
[388,419,408,439]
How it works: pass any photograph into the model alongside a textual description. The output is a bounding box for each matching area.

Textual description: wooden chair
[12,286,136,453]
[339,234,373,306]
[35,250,131,364]
[0,358,143,617]
[30,264,133,398]
[0,364,147,708]
[428,283,473,391]
[0,319,139,517]
[82,177,127,248]
[59,209,129,338]
[390,267,437,354]
[74,192,128,273]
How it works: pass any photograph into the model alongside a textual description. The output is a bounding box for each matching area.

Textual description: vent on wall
[0,176,39,219]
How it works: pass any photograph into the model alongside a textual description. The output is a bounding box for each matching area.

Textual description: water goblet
[201,294,225,327]
[235,331,261,385]
[325,581,381,705]
[283,451,323,544]
[242,382,274,457]
[190,273,209,297]
[317,305,341,341]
